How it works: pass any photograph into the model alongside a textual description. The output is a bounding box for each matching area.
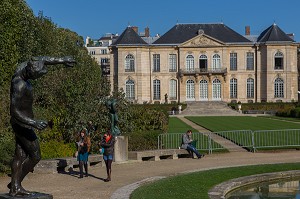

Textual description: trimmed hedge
[128,130,161,151]
[40,141,76,159]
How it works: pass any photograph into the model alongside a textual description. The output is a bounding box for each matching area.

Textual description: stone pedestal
[0,192,53,199]
[178,105,182,114]
[114,136,128,162]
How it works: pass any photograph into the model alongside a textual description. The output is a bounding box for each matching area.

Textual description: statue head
[26,59,48,80]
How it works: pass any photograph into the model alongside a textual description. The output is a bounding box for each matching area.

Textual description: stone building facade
[109,23,298,104]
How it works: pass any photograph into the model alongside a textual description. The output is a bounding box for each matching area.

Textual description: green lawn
[168,117,198,133]
[258,115,300,122]
[130,163,300,199]
[185,116,300,151]
[186,116,300,131]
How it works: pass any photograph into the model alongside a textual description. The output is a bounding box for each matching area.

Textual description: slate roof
[257,24,294,43]
[153,23,251,44]
[112,27,148,46]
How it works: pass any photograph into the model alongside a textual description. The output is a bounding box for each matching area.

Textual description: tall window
[274,51,284,70]
[169,79,177,100]
[246,52,254,70]
[199,79,208,100]
[125,80,135,100]
[169,54,177,72]
[212,79,221,100]
[274,78,284,98]
[125,54,135,72]
[186,55,194,71]
[230,78,237,98]
[186,80,195,100]
[230,53,237,71]
[153,54,160,72]
[247,78,254,98]
[199,55,207,71]
[212,54,221,70]
[101,49,107,54]
[153,79,161,100]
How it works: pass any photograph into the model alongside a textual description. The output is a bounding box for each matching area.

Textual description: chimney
[145,27,150,37]
[132,26,138,33]
[245,26,250,35]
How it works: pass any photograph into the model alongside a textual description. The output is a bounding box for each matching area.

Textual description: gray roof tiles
[257,24,294,43]
[153,23,251,44]
[113,23,294,46]
[112,27,147,46]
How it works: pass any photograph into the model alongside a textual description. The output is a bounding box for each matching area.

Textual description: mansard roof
[112,26,147,46]
[257,24,294,43]
[153,23,251,44]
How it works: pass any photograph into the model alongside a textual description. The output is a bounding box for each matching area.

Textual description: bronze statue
[106,99,121,137]
[8,56,75,196]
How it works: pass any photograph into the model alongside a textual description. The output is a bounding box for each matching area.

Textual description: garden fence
[158,129,300,153]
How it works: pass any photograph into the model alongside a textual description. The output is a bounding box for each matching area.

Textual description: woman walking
[76,129,91,178]
[100,130,115,182]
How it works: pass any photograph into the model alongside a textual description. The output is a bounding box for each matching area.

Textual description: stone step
[180,101,240,116]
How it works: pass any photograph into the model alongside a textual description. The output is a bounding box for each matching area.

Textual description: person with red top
[100,130,115,182]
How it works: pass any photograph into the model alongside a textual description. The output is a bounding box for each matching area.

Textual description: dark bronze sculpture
[8,56,75,197]
[106,99,121,137]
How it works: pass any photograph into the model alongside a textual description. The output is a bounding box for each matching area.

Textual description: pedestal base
[0,192,53,199]
[114,136,128,162]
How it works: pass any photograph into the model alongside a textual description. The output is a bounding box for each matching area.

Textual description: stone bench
[243,110,276,115]
[128,149,191,162]
[34,154,103,174]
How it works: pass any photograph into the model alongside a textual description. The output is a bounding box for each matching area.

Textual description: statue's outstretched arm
[32,56,76,67]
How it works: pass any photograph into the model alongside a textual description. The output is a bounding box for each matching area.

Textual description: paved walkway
[1,115,299,199]
[0,151,299,199]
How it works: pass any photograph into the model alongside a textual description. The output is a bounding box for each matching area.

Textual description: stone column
[114,136,128,162]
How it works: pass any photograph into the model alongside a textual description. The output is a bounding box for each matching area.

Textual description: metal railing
[179,67,227,75]
[158,129,300,153]
[215,130,253,149]
[253,129,300,151]
[157,132,224,154]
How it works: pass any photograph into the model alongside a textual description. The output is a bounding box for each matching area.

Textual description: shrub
[40,141,76,159]
[290,107,300,118]
[0,135,14,174]
[128,130,161,151]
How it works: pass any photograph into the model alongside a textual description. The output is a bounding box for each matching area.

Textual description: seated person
[181,130,204,159]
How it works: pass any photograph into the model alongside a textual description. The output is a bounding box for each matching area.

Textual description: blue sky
[25,0,300,42]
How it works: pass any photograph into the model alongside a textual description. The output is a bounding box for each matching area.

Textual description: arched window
[125,80,135,100]
[247,78,254,98]
[230,78,237,98]
[125,54,135,72]
[186,79,195,100]
[199,79,208,100]
[274,51,283,70]
[212,79,221,100]
[212,54,221,70]
[153,79,161,100]
[199,55,207,71]
[169,79,177,100]
[274,78,284,98]
[186,55,194,71]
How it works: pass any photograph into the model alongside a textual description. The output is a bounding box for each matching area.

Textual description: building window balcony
[179,67,227,75]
